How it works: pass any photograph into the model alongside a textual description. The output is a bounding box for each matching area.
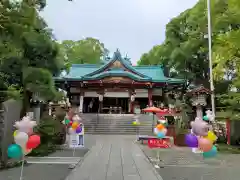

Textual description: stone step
[85,130,152,133]
[85,128,152,132]
[84,131,153,135]
[84,124,152,128]
[80,114,155,135]
[83,125,152,128]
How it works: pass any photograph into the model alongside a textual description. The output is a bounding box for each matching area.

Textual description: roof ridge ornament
[113,49,122,60]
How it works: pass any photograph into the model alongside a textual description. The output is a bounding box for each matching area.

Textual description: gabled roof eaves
[83,52,149,78]
[83,71,151,82]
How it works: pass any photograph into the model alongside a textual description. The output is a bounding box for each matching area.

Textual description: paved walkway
[140,144,240,180]
[65,135,163,180]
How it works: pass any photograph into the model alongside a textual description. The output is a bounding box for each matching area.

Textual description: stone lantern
[98,93,104,113]
[130,94,135,102]
[187,85,211,119]
[30,92,44,123]
[98,94,103,102]
[130,93,136,113]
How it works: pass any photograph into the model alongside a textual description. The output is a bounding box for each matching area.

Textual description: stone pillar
[98,93,103,113]
[48,102,52,116]
[148,89,153,106]
[130,93,135,114]
[196,105,203,118]
[33,105,41,124]
[79,94,84,113]
[65,82,71,106]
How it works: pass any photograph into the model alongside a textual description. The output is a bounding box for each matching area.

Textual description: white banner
[69,134,84,148]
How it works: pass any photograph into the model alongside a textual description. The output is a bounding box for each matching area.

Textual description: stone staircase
[80,113,155,135]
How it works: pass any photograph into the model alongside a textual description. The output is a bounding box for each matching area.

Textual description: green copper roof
[55,50,185,84]
[83,69,151,81]
[85,50,148,78]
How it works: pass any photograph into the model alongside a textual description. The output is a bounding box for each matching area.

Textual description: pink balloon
[26,135,41,149]
[198,137,213,152]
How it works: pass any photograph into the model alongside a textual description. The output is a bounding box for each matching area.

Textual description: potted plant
[175,129,189,146]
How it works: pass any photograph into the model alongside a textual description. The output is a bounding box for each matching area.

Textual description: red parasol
[142,106,162,113]
[142,106,162,132]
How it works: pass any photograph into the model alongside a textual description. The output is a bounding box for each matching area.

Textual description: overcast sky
[41,0,198,64]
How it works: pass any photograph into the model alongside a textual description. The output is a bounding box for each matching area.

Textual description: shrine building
[54,50,185,114]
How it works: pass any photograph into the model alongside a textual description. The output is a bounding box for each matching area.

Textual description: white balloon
[154,127,159,135]
[18,126,31,133]
[72,115,81,122]
[159,120,166,124]
[14,116,37,133]
[205,110,212,115]
[162,128,167,135]
[14,132,28,146]
[68,128,76,134]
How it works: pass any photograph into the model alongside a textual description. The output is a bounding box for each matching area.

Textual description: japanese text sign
[148,138,171,148]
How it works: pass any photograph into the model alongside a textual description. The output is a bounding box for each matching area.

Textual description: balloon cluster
[154,122,167,138]
[7,116,41,159]
[63,114,83,134]
[203,110,215,122]
[185,111,218,158]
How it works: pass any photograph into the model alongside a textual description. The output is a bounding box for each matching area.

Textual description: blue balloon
[203,115,209,121]
[203,145,217,158]
[7,144,22,159]
[157,132,165,138]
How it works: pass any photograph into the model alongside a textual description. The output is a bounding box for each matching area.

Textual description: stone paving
[0,164,71,180]
[140,144,240,180]
[2,134,240,180]
[65,135,163,180]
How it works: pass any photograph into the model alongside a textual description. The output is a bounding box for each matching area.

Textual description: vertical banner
[69,126,85,148]
[69,134,79,148]
[78,125,84,147]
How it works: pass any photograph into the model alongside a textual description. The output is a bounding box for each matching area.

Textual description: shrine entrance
[102,97,129,114]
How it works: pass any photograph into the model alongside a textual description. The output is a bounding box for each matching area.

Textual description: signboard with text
[148,138,171,148]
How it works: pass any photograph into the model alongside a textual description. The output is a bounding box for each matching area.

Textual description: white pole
[19,157,24,180]
[207,0,215,115]
[73,145,76,157]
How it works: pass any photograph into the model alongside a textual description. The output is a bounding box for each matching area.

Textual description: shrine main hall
[55,50,185,114]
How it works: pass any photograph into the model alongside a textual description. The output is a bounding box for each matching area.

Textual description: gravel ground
[139,144,240,180]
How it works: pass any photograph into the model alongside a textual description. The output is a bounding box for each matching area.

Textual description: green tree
[58,38,109,65]
[0,0,64,113]
[138,0,239,90]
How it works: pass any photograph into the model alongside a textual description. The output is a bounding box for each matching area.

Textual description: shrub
[55,106,67,122]
[28,115,66,156]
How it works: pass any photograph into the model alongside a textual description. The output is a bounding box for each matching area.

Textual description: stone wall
[0,99,22,166]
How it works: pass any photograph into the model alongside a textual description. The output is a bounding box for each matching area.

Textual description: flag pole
[207,0,215,115]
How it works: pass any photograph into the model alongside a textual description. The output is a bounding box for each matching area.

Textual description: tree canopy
[137,0,240,113]
[138,0,239,87]
[0,0,64,112]
[58,38,109,66]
